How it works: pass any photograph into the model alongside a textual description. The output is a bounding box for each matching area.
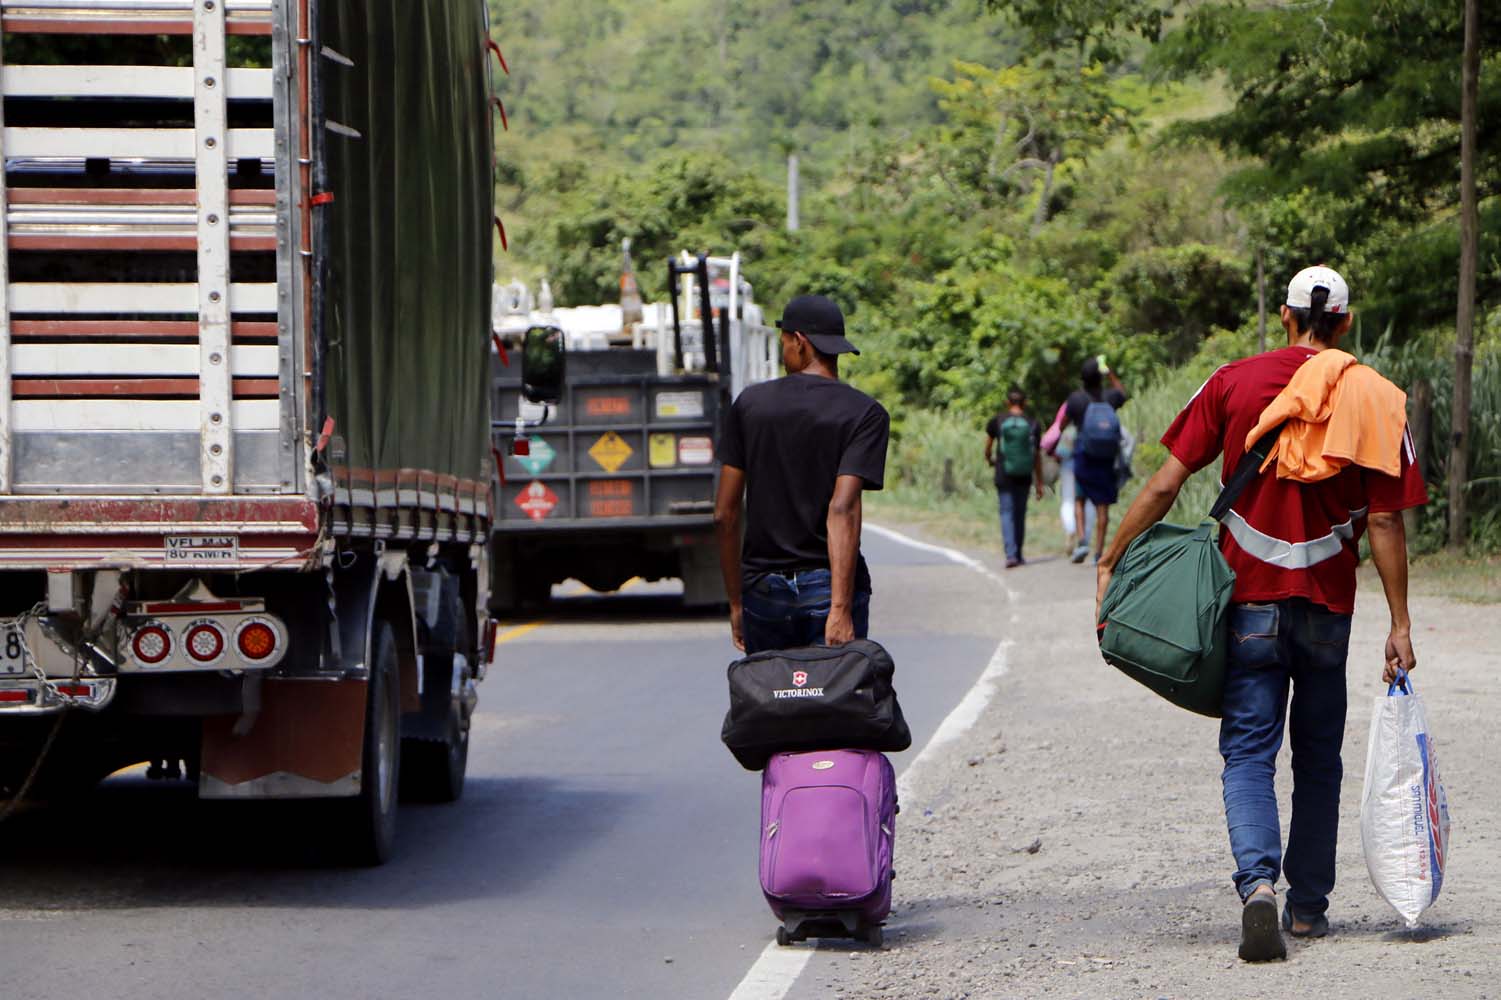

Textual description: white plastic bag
[1359,671,1452,928]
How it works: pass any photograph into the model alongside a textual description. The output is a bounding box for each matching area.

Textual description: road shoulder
[789,525,1499,1000]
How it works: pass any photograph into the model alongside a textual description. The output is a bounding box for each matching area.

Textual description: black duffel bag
[721,638,912,771]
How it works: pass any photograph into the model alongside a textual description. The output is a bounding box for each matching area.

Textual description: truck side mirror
[521,325,566,405]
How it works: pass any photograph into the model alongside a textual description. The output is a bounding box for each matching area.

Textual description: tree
[983,0,1173,66]
[929,60,1132,229]
[1153,0,1501,339]
[1451,0,1481,548]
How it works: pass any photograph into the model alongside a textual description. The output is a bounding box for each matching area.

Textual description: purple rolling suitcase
[760,749,897,946]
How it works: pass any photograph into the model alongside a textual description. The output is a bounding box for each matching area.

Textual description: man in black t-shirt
[984,386,1044,568]
[1056,356,1128,563]
[715,294,890,653]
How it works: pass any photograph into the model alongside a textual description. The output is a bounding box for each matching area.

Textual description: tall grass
[878,325,1501,558]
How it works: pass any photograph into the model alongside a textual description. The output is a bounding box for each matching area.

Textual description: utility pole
[1450,0,1480,549]
[786,153,800,233]
[1256,247,1267,354]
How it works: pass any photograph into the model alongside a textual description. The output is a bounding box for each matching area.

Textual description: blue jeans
[1220,599,1352,917]
[996,480,1030,561]
[741,568,870,654]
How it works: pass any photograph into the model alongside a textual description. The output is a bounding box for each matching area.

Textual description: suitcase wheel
[861,924,883,948]
[775,926,792,947]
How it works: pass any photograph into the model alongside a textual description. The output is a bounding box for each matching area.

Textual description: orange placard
[587,479,635,517]
[585,395,631,417]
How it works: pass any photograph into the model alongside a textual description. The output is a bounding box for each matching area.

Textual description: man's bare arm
[1095,455,1194,616]
[1367,511,1417,683]
[825,474,864,646]
[984,435,996,468]
[714,465,747,651]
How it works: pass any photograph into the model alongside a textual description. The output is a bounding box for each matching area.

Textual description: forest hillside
[489,0,1499,553]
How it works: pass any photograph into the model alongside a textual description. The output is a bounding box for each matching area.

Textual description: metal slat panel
[2,127,274,159]
[194,0,233,493]
[12,398,279,432]
[11,344,279,377]
[1,65,273,100]
[0,37,10,494]
[8,282,278,313]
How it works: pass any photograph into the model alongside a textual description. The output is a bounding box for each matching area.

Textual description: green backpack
[998,414,1035,478]
[1096,426,1280,717]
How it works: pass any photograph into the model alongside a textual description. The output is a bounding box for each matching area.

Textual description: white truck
[0,0,507,863]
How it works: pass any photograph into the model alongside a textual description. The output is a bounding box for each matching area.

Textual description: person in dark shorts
[984,386,1043,568]
[1058,356,1127,563]
[714,294,890,654]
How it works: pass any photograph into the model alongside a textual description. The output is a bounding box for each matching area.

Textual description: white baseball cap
[1286,265,1350,314]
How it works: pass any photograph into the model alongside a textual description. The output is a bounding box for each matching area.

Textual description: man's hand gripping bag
[1360,671,1452,928]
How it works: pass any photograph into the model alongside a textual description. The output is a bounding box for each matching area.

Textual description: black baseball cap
[775,294,860,355]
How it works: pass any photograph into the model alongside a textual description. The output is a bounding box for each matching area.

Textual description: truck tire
[338,620,402,865]
[401,663,471,803]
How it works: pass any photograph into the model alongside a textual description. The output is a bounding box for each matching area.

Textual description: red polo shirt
[1160,346,1427,614]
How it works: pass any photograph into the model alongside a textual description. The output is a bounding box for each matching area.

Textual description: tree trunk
[1449,0,1480,549]
[1031,150,1059,234]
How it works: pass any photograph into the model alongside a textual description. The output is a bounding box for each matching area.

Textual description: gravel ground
[819,525,1499,1000]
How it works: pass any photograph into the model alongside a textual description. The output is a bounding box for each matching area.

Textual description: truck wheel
[339,620,402,865]
[400,664,471,803]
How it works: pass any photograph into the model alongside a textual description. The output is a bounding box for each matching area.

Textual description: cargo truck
[0,0,506,863]
[489,251,776,611]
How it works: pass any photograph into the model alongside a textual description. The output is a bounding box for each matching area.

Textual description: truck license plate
[0,624,28,676]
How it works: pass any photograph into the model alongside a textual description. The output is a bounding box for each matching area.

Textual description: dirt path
[829,527,1498,1000]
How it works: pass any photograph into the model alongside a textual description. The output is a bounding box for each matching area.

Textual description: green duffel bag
[1096,426,1281,718]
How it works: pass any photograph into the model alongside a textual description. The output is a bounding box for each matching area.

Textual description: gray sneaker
[1069,543,1090,563]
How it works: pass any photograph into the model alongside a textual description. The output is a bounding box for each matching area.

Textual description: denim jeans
[1220,598,1352,917]
[996,480,1030,561]
[741,568,871,654]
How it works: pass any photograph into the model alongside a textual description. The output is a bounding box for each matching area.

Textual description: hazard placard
[515,480,559,521]
[678,436,714,465]
[649,433,676,468]
[515,435,556,476]
[588,431,634,473]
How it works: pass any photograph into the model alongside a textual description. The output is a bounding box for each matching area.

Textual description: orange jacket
[1246,348,1408,482]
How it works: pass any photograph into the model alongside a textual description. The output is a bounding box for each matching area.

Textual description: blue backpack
[1079,399,1121,460]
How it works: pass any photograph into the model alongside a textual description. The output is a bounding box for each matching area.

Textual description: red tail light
[131,624,172,665]
[55,683,93,699]
[184,623,225,663]
[236,621,277,661]
[0,690,31,704]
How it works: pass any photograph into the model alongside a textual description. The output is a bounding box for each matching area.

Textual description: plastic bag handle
[1387,668,1411,697]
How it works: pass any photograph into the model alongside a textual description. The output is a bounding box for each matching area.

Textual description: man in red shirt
[1095,266,1425,962]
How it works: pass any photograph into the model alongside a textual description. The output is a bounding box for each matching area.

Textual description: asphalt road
[0,526,1005,1000]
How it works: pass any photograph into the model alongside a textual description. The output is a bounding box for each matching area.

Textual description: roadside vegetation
[493,0,1499,564]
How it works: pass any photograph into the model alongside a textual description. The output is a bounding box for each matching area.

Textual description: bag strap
[1208,423,1285,522]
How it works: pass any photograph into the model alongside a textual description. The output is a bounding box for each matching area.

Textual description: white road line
[725,522,1014,1000]
[861,521,1017,599]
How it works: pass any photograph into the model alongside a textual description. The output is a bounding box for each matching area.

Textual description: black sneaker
[1239,894,1287,962]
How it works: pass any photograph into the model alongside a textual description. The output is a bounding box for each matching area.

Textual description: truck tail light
[132,624,172,665]
[55,683,93,699]
[184,623,225,663]
[236,621,277,661]
[0,690,31,704]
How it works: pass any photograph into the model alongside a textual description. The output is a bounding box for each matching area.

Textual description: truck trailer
[0,0,500,864]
